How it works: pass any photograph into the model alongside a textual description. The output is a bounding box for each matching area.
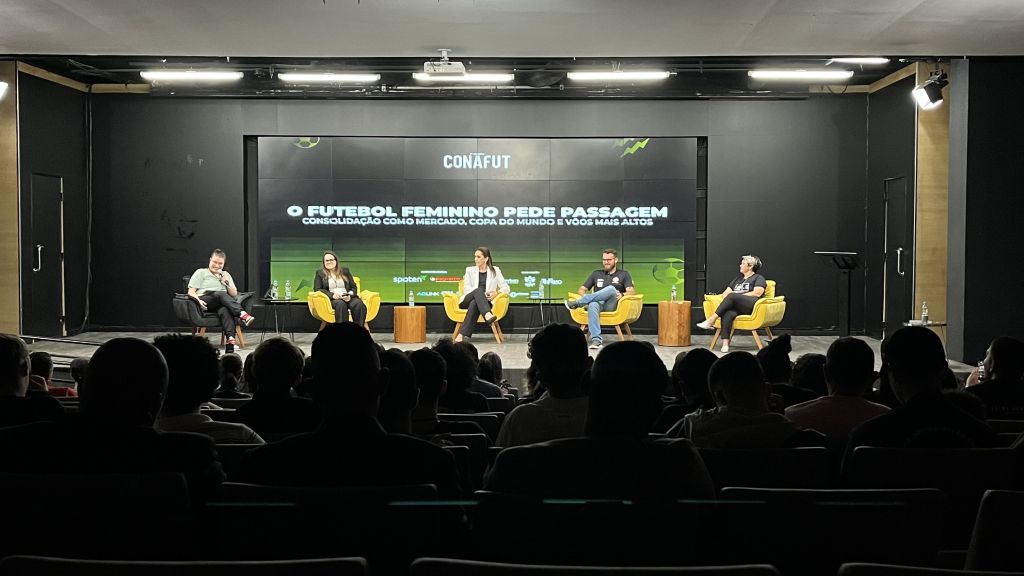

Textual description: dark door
[882,177,913,340]
[23,174,65,337]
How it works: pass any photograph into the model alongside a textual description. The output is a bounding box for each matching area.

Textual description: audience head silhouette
[409,347,446,406]
[756,333,792,383]
[792,353,827,396]
[80,337,167,426]
[69,357,89,386]
[709,351,769,412]
[883,326,947,404]
[0,334,30,396]
[586,340,666,437]
[432,337,475,393]
[378,348,419,432]
[672,347,717,407]
[825,337,875,395]
[984,336,1024,381]
[478,351,503,385]
[250,337,304,397]
[528,323,589,398]
[153,334,220,417]
[311,322,387,418]
[29,351,54,383]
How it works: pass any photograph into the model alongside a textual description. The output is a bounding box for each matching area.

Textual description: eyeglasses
[324,258,336,262]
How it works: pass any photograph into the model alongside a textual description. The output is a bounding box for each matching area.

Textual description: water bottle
[408,290,415,306]
[921,300,929,324]
[670,284,677,301]
[284,279,292,300]
[977,361,986,382]
[271,280,279,300]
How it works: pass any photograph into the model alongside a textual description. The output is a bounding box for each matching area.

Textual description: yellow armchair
[442,280,510,343]
[567,292,645,341]
[701,279,786,350]
[307,276,381,330]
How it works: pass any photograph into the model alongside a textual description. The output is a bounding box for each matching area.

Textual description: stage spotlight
[912,70,948,110]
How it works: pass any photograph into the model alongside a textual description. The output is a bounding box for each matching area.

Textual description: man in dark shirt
[848,327,996,450]
[966,336,1024,419]
[237,323,461,498]
[231,337,320,439]
[408,348,487,437]
[0,334,64,427]
[564,248,635,349]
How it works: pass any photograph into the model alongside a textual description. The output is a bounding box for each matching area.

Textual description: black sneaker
[564,299,576,311]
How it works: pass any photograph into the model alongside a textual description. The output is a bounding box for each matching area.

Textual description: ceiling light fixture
[912,70,949,110]
[567,71,670,81]
[748,69,854,81]
[278,72,380,83]
[140,70,243,82]
[412,72,514,83]
[0,81,8,100]
[828,57,890,65]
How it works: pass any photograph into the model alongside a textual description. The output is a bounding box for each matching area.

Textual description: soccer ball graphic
[651,258,684,286]
[293,137,321,149]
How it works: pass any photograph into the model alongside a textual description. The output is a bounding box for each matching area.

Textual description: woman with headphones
[696,255,767,353]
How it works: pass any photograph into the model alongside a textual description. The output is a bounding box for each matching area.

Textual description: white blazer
[462,265,510,296]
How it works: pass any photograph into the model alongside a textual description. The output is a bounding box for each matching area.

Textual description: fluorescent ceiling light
[412,72,513,83]
[828,57,890,65]
[567,71,669,81]
[0,81,8,100]
[140,70,243,81]
[748,69,854,81]
[278,73,380,83]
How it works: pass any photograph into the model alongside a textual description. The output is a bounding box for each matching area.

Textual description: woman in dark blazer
[314,250,367,327]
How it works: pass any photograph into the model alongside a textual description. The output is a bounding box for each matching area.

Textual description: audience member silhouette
[213,352,250,399]
[0,334,63,427]
[478,351,507,390]
[231,337,320,438]
[239,353,255,394]
[966,336,1024,418]
[676,351,821,448]
[757,334,815,408]
[485,340,714,499]
[433,337,488,413]
[408,348,486,437]
[495,323,589,447]
[460,341,504,398]
[153,334,263,445]
[653,348,717,433]
[785,337,889,440]
[236,323,461,497]
[0,337,224,502]
[848,326,996,450]
[69,357,89,388]
[378,348,420,435]
[791,353,828,398]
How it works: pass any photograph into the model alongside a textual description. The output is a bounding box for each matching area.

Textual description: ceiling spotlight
[140,70,243,82]
[278,73,380,83]
[748,69,854,81]
[412,72,514,83]
[912,70,949,110]
[0,81,8,100]
[828,57,890,65]
[566,71,670,81]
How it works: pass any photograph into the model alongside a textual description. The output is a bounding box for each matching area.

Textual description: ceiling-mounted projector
[423,60,466,75]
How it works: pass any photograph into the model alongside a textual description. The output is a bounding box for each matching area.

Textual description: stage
[25,331,973,378]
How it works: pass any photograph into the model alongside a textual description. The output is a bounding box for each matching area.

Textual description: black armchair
[172,275,255,348]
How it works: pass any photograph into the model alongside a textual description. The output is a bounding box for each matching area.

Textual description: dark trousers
[714,293,757,339]
[331,296,367,326]
[459,287,493,337]
[200,292,242,337]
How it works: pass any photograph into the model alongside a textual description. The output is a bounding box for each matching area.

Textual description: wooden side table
[394,305,427,343]
[658,300,692,347]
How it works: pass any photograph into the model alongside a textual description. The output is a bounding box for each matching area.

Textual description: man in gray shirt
[187,249,254,350]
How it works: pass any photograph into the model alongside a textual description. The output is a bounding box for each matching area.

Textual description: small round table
[260,298,296,342]
[394,305,427,343]
[658,300,692,347]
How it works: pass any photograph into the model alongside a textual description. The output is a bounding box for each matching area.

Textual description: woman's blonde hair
[741,255,761,272]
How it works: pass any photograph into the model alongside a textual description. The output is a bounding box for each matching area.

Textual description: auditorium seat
[411,558,780,576]
[0,556,368,576]
[965,490,1024,572]
[841,447,1020,547]
[703,279,786,350]
[838,563,1019,576]
[986,419,1024,434]
[485,395,515,413]
[567,292,644,341]
[306,276,381,330]
[720,487,945,576]
[438,412,502,442]
[213,443,257,479]
[441,433,490,492]
[697,447,834,493]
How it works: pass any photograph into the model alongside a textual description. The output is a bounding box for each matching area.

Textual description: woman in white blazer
[455,246,510,342]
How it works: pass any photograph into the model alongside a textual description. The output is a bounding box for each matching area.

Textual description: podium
[814,251,861,336]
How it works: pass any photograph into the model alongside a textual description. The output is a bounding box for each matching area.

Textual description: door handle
[33,244,43,272]
[896,247,905,277]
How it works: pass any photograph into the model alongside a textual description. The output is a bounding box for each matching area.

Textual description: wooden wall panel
[0,61,19,334]
[914,62,950,339]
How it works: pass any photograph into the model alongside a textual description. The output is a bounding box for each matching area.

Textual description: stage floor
[26,330,972,375]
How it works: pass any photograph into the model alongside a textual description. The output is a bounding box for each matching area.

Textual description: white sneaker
[696,320,714,330]
[240,311,255,327]
[564,299,576,311]
[720,343,730,353]
[589,339,602,349]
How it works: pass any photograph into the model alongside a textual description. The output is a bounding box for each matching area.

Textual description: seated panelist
[696,254,767,353]
[454,247,510,343]
[313,250,367,327]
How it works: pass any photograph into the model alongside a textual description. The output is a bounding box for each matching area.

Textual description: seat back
[698,447,834,492]
[484,395,515,414]
[411,558,780,576]
[966,489,1024,572]
[442,433,491,492]
[0,556,370,576]
[438,412,502,442]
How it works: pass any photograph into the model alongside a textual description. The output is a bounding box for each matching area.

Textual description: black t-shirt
[583,268,634,294]
[728,274,767,295]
